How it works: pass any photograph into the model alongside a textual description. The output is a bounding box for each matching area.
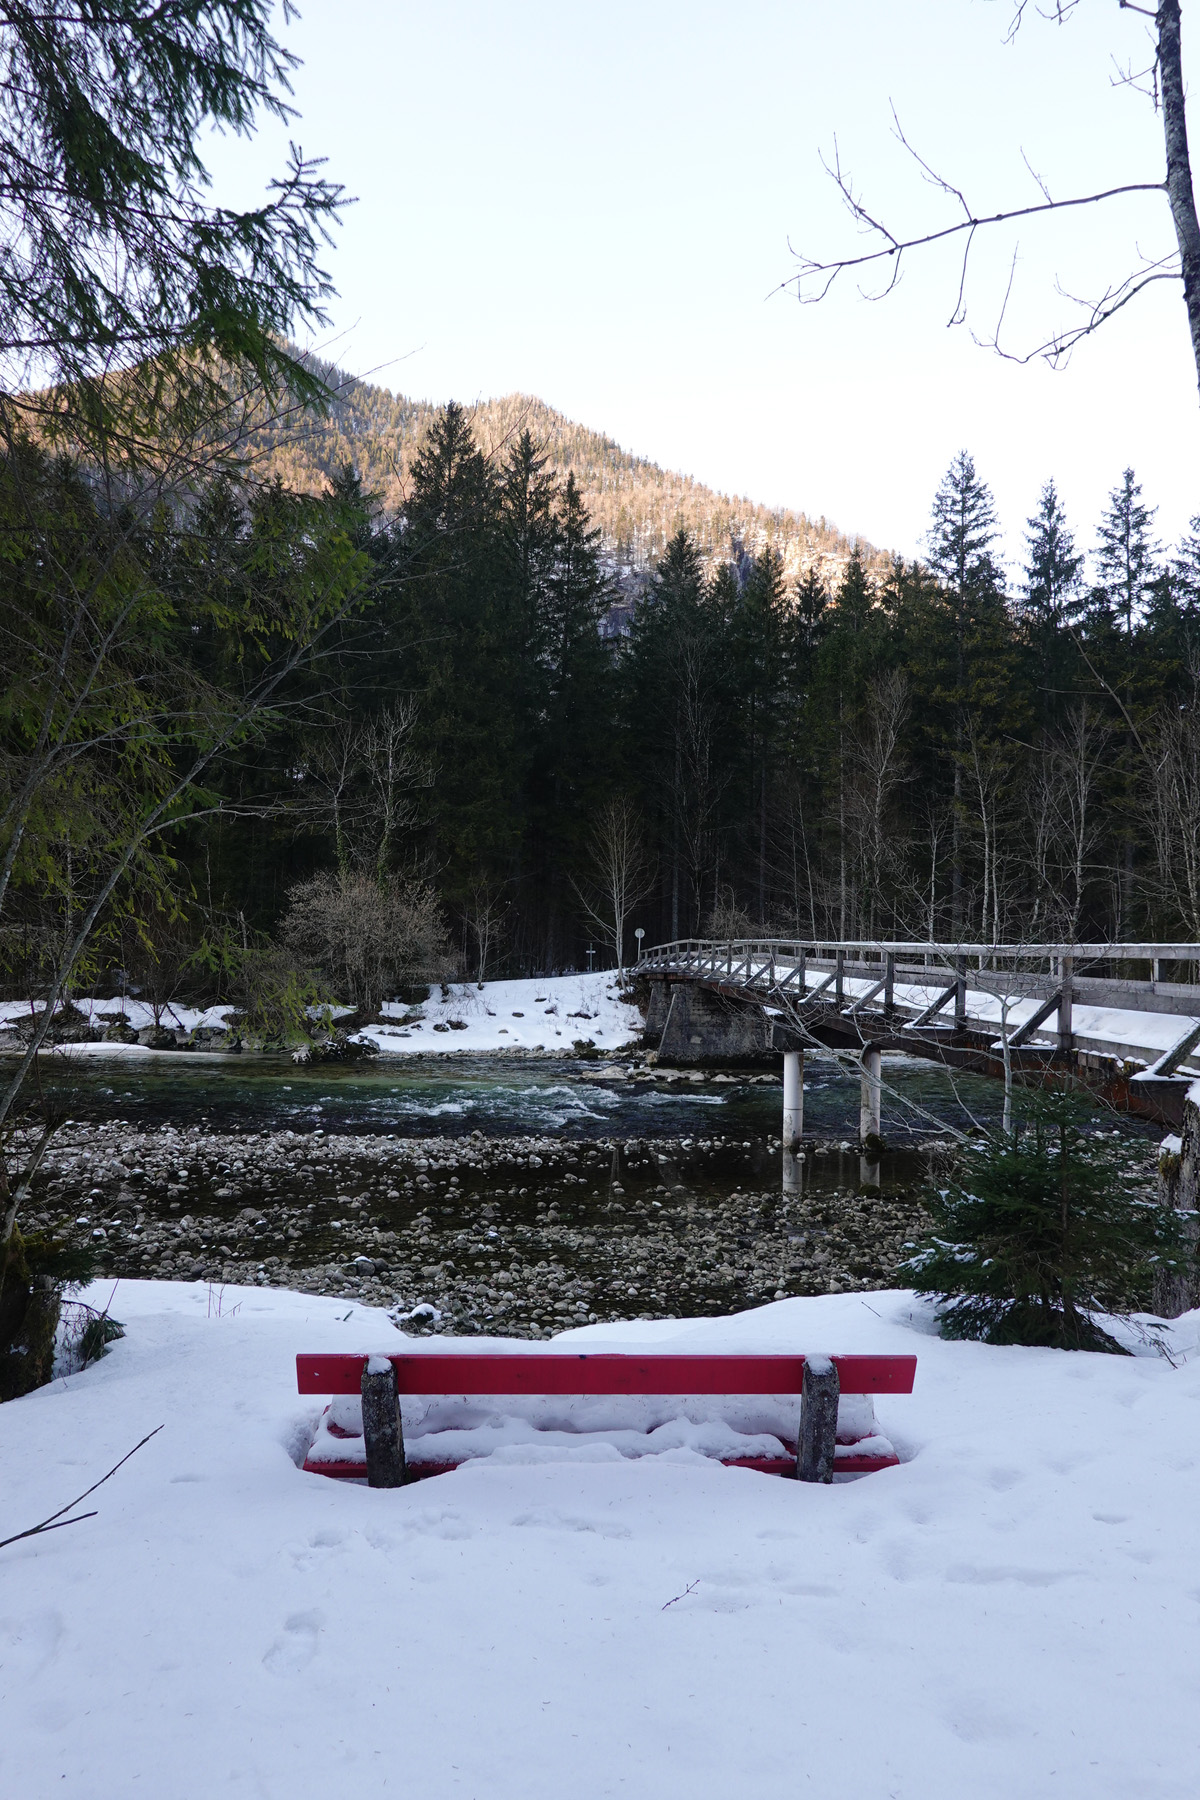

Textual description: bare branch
[890,106,973,222]
[1003,2,1081,46]
[780,178,1166,310]
[1020,149,1054,206]
[0,1425,163,1553]
[977,258,1177,367]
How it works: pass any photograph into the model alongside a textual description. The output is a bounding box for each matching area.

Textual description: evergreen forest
[7,400,1200,1011]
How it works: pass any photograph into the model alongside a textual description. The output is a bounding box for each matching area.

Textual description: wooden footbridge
[638,939,1200,1134]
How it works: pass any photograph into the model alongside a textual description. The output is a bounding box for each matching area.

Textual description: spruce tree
[622,530,722,937]
[729,547,790,921]
[398,404,519,896]
[1021,481,1083,741]
[1022,480,1083,630]
[1093,468,1159,636]
[908,1090,1180,1352]
[0,1,344,456]
[530,472,616,961]
[923,452,1005,932]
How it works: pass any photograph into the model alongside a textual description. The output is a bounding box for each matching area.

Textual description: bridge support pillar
[1057,955,1074,1053]
[783,1050,804,1147]
[859,1045,882,1145]
[782,1049,804,1195]
[643,981,671,1047]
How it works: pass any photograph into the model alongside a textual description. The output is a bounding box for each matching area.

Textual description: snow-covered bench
[296,1350,916,1486]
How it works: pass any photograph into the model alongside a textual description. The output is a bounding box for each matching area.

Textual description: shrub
[905,1090,1183,1353]
[280,871,452,1017]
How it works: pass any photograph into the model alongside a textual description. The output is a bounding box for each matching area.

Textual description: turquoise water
[12,1048,1012,1141]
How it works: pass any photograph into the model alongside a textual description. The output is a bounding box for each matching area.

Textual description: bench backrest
[296,1352,917,1397]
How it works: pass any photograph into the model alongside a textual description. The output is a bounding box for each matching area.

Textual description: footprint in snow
[263,1610,323,1677]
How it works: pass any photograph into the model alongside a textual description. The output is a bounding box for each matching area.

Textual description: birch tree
[575,798,656,970]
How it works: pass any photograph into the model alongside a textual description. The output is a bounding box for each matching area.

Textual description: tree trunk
[1159,1,1200,398]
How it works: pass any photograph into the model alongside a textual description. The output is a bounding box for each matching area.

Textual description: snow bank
[1,972,640,1062]
[2,1280,1198,1797]
[0,995,236,1034]
[364,970,641,1056]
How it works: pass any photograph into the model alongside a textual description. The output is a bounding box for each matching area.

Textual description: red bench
[296,1350,916,1486]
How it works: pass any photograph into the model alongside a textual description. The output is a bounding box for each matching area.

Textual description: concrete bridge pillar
[782,1050,804,1148]
[859,1045,882,1145]
[782,1048,804,1196]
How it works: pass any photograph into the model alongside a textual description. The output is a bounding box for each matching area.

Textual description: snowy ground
[3,1281,1198,1798]
[0,994,236,1035]
[366,971,640,1056]
[0,972,641,1060]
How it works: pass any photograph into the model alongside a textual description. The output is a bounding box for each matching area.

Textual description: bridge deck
[639,940,1200,1100]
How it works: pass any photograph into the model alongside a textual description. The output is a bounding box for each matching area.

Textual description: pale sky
[206,0,1200,575]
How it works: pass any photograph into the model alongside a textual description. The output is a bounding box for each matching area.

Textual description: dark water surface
[17,1047,1012,1142]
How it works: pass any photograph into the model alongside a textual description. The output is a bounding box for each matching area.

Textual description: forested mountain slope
[248,356,883,585]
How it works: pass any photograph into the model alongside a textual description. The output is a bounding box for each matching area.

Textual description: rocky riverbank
[19,1121,936,1336]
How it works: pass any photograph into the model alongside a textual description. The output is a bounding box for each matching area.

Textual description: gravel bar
[20,1121,936,1336]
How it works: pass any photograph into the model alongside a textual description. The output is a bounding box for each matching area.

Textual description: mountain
[247,357,887,592]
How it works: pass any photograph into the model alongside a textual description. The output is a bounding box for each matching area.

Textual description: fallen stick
[0,1423,163,1552]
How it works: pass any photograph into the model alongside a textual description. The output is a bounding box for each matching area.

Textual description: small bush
[58,1301,125,1374]
[905,1090,1183,1353]
[280,870,452,1017]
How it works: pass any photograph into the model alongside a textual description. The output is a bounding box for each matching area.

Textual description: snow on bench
[296,1350,916,1486]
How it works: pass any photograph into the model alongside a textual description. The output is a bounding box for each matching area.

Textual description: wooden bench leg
[361,1356,407,1488]
[797,1355,839,1483]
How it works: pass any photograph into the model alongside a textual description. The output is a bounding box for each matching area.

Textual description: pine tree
[1093,468,1158,636]
[529,472,616,961]
[398,404,519,896]
[623,530,724,937]
[907,1090,1180,1352]
[923,452,1005,931]
[1022,480,1083,629]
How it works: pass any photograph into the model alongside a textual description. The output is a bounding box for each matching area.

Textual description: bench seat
[297,1350,914,1482]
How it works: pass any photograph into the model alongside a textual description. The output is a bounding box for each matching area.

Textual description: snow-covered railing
[637,937,1200,1079]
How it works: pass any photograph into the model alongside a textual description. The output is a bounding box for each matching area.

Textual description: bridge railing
[637,938,1200,1014]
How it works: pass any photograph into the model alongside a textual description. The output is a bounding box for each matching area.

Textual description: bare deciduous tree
[845,671,910,937]
[299,701,427,877]
[462,879,509,987]
[1147,661,1200,936]
[1027,703,1112,937]
[574,798,656,969]
[280,870,451,1017]
[785,2,1200,399]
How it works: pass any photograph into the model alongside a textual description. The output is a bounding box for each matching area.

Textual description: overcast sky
[207,0,1200,575]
